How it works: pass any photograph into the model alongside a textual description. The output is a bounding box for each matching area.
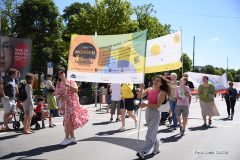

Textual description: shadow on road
[158,127,174,133]
[217,118,230,121]
[79,136,144,151]
[96,128,133,136]
[92,121,110,125]
[160,134,182,143]
[0,144,67,160]
[188,125,217,131]
[0,133,22,141]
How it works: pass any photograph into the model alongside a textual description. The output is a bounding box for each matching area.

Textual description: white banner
[145,32,182,73]
[187,72,228,90]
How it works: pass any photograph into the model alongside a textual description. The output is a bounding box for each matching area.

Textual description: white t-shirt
[45,80,54,89]
[111,83,121,101]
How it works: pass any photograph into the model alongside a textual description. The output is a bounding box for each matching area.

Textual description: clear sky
[54,0,240,70]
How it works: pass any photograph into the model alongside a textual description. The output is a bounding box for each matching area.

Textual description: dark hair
[37,96,45,102]
[153,75,171,96]
[8,68,18,76]
[47,74,53,77]
[57,67,66,81]
[48,88,55,93]
[203,76,209,81]
[26,73,34,83]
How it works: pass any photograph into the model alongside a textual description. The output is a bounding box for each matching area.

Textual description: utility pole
[193,36,195,71]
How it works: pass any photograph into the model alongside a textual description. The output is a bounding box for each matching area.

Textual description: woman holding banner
[198,76,219,127]
[136,75,171,160]
[56,67,89,145]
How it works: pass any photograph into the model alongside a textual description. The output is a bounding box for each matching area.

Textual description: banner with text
[145,32,182,73]
[0,36,32,75]
[67,30,147,84]
[187,72,228,91]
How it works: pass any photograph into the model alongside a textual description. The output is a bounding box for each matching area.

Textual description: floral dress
[56,80,89,131]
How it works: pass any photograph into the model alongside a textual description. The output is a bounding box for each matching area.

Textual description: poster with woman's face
[0,37,15,72]
[0,36,32,75]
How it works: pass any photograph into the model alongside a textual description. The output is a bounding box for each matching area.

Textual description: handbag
[158,100,170,112]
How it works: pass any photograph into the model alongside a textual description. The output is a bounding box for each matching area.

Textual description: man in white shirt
[110,83,121,122]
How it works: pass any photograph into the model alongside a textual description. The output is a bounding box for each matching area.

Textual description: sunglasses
[58,71,64,75]
[153,79,161,83]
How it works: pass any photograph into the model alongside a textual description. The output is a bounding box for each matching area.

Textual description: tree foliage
[15,0,66,72]
[0,0,19,36]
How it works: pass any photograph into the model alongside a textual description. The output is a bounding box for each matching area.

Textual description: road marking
[127,127,147,135]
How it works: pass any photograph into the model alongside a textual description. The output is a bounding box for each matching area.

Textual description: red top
[35,104,43,113]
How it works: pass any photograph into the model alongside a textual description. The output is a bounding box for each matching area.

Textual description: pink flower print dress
[56,80,89,131]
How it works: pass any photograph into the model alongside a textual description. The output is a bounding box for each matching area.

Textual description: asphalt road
[0,96,240,160]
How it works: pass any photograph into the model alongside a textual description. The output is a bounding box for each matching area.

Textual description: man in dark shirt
[182,73,195,92]
[2,68,18,131]
[224,82,237,120]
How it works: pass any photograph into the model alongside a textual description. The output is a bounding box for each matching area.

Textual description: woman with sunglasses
[136,75,171,160]
[55,67,89,145]
[198,76,219,127]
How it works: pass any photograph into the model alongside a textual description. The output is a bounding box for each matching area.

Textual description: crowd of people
[0,67,89,146]
[0,68,239,158]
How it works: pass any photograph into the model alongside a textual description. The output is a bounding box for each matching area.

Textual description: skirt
[200,100,220,117]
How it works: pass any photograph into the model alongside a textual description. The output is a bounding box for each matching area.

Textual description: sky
[54,0,240,70]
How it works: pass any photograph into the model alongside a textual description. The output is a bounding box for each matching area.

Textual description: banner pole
[137,30,148,145]
[181,27,183,76]
[94,31,98,110]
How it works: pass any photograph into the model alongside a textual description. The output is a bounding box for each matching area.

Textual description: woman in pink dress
[56,67,89,145]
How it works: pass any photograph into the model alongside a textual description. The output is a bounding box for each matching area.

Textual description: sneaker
[52,124,56,126]
[116,118,120,122]
[49,124,54,128]
[136,152,145,160]
[152,150,160,155]
[202,123,207,127]
[70,137,76,143]
[110,118,113,122]
[60,138,71,146]
[119,127,125,131]
[135,122,138,129]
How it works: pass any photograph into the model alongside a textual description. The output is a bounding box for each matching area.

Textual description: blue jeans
[169,100,177,127]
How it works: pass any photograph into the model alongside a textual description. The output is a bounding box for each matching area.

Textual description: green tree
[229,69,236,79]
[201,65,216,74]
[15,0,65,73]
[94,0,134,35]
[62,2,92,23]
[227,72,234,82]
[0,0,19,36]
[171,53,192,78]
[215,67,225,75]
[234,75,240,82]
[134,4,171,39]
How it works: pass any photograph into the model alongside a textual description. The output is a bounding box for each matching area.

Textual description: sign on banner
[145,32,182,73]
[67,30,147,84]
[187,72,228,91]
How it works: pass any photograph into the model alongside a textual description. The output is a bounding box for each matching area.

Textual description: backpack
[18,83,27,102]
